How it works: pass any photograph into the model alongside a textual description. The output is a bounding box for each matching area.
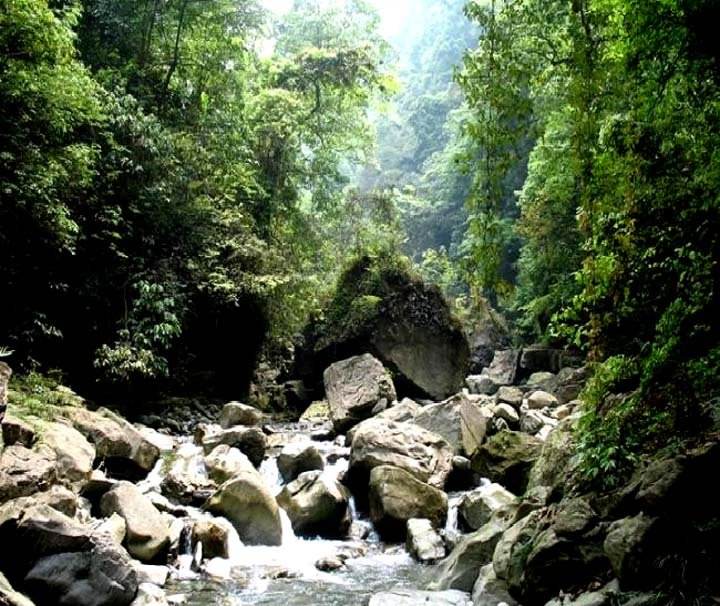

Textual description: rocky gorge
[0,343,717,606]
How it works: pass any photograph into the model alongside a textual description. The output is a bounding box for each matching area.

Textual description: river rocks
[375,398,420,423]
[23,538,138,606]
[348,418,453,492]
[201,426,267,468]
[459,483,518,532]
[603,514,659,588]
[413,394,487,457]
[472,564,517,606]
[527,416,578,495]
[276,442,324,483]
[1,415,36,448]
[368,466,447,540]
[471,431,542,494]
[206,473,282,546]
[66,408,159,479]
[160,444,215,506]
[100,482,171,562]
[433,522,505,592]
[406,518,445,563]
[526,390,559,410]
[0,445,57,504]
[276,470,351,539]
[204,445,255,484]
[367,589,471,606]
[323,354,397,432]
[468,350,521,396]
[496,386,523,408]
[219,402,262,429]
[493,403,519,426]
[39,421,95,485]
[192,518,235,559]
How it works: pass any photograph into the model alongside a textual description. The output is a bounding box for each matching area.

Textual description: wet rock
[368,466,447,541]
[323,354,397,432]
[0,444,57,504]
[24,538,138,606]
[526,391,559,410]
[201,426,267,468]
[204,445,256,484]
[367,589,471,606]
[206,472,282,546]
[100,482,171,562]
[315,556,345,572]
[604,513,660,588]
[471,431,542,494]
[414,393,487,457]
[348,418,453,493]
[219,402,262,429]
[433,522,505,592]
[468,350,521,396]
[276,442,324,483]
[192,518,235,560]
[39,421,95,485]
[0,571,35,606]
[276,470,351,539]
[1,415,36,447]
[459,483,518,531]
[66,407,159,479]
[406,518,446,563]
[471,564,517,606]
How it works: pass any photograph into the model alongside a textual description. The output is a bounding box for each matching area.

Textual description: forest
[0,0,718,605]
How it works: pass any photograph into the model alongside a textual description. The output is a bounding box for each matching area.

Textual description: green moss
[8,371,84,422]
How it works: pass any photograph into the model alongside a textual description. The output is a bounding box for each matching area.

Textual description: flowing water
[160,422,437,605]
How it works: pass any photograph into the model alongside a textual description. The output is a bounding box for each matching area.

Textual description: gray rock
[323,354,397,432]
[192,518,236,559]
[494,403,520,425]
[375,398,421,423]
[201,426,267,467]
[527,417,578,495]
[471,431,542,494]
[160,444,215,505]
[0,445,57,504]
[406,518,446,563]
[368,589,471,606]
[276,442,324,483]
[526,372,556,392]
[1,414,36,447]
[369,466,447,540]
[519,410,545,435]
[459,483,518,531]
[100,482,171,562]
[604,513,659,587]
[520,347,563,374]
[496,386,523,408]
[276,470,350,539]
[466,375,501,396]
[219,402,262,429]
[526,390,559,410]
[204,445,256,484]
[39,421,95,485]
[471,564,517,606]
[130,583,168,606]
[414,393,487,457]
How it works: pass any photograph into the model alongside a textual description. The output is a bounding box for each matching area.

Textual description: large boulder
[0,445,57,504]
[219,402,262,429]
[433,522,505,592]
[298,255,470,401]
[200,426,267,468]
[160,443,215,505]
[323,354,397,432]
[472,564,517,606]
[375,398,421,423]
[66,408,159,479]
[406,518,446,563]
[603,514,660,589]
[206,472,282,546]
[459,483,518,531]
[467,350,521,396]
[100,482,171,562]
[276,470,350,539]
[1,414,36,448]
[527,416,578,496]
[413,394,487,457]
[347,418,453,494]
[367,589,471,606]
[276,442,324,483]
[39,422,95,485]
[192,517,237,560]
[368,466,447,540]
[471,431,542,494]
[204,445,256,484]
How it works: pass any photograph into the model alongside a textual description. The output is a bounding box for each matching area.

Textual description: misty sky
[261,0,413,39]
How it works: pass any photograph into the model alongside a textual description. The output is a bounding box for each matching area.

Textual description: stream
[149,420,463,605]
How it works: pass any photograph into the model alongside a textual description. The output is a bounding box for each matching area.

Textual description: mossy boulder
[297,253,470,401]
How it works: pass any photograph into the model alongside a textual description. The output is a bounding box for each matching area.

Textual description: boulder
[276,470,350,539]
[276,442,324,483]
[520,347,564,374]
[367,589,471,606]
[471,431,542,494]
[375,398,421,423]
[496,386,524,409]
[526,372,556,392]
[204,445,256,484]
[200,426,267,467]
[24,538,138,606]
[39,421,95,485]
[526,391,559,410]
[527,417,578,495]
[96,513,127,546]
[604,514,660,588]
[471,564,517,606]
[459,483,518,531]
[66,408,159,479]
[406,518,445,563]
[368,466,447,540]
[519,410,546,435]
[470,350,520,395]
[0,445,57,504]
[206,472,282,546]
[433,522,505,592]
[160,444,215,505]
[414,394,487,457]
[467,300,511,375]
[192,518,236,560]
[1,415,36,448]
[0,571,35,606]
[219,402,262,429]
[323,354,397,432]
[493,403,519,426]
[100,482,171,562]
[348,418,453,493]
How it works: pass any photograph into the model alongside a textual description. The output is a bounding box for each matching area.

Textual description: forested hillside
[1,1,719,605]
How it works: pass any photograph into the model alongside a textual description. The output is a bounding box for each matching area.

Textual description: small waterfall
[176,519,197,579]
[444,495,463,545]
